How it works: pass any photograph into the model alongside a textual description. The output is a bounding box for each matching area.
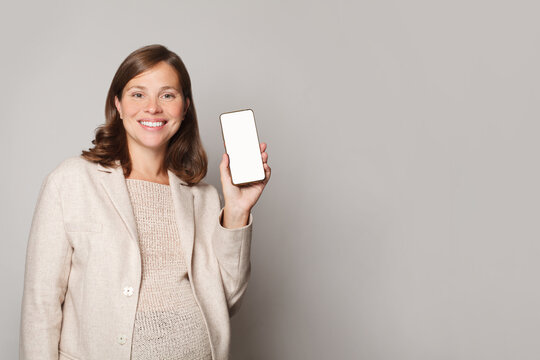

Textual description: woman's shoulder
[45,155,99,183]
[188,180,220,200]
[189,180,217,194]
[187,181,223,209]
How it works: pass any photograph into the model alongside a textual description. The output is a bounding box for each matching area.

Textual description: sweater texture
[126,179,212,360]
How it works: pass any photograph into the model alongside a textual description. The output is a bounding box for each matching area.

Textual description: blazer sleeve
[212,207,253,317]
[20,174,72,360]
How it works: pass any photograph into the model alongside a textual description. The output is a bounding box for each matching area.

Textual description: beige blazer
[20,156,253,360]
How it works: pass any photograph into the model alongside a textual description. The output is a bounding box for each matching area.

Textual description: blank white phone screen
[220,109,265,185]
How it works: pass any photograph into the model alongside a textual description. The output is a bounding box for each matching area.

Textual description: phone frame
[219,108,265,186]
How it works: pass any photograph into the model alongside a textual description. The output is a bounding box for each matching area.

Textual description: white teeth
[140,121,165,127]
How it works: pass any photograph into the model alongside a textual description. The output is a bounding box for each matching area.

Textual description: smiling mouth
[138,120,167,128]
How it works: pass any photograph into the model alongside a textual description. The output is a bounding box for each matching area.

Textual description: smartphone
[220,109,265,185]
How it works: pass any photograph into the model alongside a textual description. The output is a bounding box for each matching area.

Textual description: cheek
[120,100,141,116]
[170,107,183,118]
[167,101,185,118]
[122,118,134,132]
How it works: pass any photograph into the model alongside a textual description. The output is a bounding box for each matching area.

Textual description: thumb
[219,153,232,184]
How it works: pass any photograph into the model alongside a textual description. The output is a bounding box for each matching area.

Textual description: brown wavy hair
[82,44,207,185]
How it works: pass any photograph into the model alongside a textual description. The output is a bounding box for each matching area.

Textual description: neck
[127,144,169,184]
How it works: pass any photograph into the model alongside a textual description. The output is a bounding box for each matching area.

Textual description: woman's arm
[20,174,72,359]
[214,142,270,315]
[212,208,253,316]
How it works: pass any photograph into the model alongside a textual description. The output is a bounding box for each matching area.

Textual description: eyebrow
[126,85,180,92]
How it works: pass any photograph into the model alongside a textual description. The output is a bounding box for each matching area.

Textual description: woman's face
[114,61,189,156]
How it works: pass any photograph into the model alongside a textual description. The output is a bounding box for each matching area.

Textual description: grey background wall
[2,0,540,359]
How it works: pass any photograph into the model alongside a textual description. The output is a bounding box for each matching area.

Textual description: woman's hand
[219,142,271,228]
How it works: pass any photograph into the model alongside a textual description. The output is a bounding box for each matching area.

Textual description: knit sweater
[125,179,212,360]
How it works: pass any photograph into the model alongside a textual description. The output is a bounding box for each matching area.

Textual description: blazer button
[123,286,134,297]
[118,334,127,345]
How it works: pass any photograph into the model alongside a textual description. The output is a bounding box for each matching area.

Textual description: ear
[114,96,123,119]
[184,97,190,117]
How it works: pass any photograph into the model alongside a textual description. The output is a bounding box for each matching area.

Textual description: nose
[145,96,162,114]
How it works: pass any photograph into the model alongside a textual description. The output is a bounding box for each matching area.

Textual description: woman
[20,44,270,360]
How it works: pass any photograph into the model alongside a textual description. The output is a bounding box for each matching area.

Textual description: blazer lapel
[168,169,195,273]
[97,161,139,245]
[96,162,195,272]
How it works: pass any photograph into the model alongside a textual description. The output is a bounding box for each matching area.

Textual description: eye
[131,92,143,98]
[162,93,175,99]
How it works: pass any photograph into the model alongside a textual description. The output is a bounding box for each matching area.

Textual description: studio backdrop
[2,1,540,359]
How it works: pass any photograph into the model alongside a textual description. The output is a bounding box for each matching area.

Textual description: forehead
[126,62,180,88]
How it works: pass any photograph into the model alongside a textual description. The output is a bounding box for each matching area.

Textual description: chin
[137,138,169,151]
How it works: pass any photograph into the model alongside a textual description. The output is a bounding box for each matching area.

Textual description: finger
[259,142,267,153]
[263,163,271,184]
[261,152,268,163]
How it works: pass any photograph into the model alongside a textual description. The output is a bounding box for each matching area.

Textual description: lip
[137,119,168,130]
